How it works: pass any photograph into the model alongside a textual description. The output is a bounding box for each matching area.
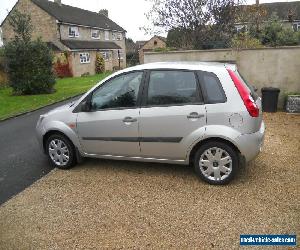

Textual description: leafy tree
[4,10,55,94]
[146,0,243,49]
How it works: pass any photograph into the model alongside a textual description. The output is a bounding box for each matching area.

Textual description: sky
[0,0,298,41]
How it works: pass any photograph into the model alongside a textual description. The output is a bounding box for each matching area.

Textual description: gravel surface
[0,112,299,249]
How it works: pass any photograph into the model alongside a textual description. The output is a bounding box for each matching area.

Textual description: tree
[95,52,105,73]
[260,13,299,46]
[146,0,243,49]
[4,10,55,95]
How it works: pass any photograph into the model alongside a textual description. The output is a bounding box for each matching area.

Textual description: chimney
[54,0,62,6]
[98,9,108,17]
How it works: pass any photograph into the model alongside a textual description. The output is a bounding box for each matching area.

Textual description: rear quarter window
[198,71,226,104]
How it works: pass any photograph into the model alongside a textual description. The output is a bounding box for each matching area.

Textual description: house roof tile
[32,0,125,31]
[61,40,121,50]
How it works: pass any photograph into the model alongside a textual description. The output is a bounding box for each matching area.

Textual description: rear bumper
[235,121,265,162]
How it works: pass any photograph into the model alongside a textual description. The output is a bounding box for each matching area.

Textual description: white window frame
[69,26,79,38]
[293,22,300,31]
[235,25,247,33]
[79,52,90,64]
[105,31,110,40]
[117,32,122,41]
[102,51,109,61]
[91,29,100,39]
[112,32,116,40]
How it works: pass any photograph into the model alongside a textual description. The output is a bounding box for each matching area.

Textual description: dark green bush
[5,39,55,94]
[4,10,55,95]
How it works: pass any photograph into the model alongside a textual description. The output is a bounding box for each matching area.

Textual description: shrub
[53,58,72,78]
[4,10,55,95]
[95,52,105,74]
[260,13,300,46]
[231,33,263,49]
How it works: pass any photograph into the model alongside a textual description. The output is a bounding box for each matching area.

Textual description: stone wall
[144,47,300,108]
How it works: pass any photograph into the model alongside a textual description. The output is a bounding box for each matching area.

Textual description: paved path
[0,97,80,205]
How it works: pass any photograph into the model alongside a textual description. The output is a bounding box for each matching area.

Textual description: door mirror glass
[90,71,143,111]
[81,99,91,112]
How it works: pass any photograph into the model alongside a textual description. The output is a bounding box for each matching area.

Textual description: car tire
[193,141,238,185]
[46,134,77,169]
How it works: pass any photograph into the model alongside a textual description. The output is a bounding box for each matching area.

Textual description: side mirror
[81,100,91,112]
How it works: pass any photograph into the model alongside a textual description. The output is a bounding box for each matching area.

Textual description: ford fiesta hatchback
[36,62,265,185]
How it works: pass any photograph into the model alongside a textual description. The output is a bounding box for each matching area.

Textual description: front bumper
[235,121,265,162]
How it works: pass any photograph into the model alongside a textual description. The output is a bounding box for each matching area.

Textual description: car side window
[147,70,199,106]
[199,72,226,104]
[91,71,143,111]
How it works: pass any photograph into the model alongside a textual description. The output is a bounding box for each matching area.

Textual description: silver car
[36,62,265,185]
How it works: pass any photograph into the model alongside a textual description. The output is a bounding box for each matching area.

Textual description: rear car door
[76,71,144,156]
[139,70,207,161]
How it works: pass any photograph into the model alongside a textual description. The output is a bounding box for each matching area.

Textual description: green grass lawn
[0,72,111,120]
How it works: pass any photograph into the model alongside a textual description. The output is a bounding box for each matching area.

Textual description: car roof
[120,61,237,73]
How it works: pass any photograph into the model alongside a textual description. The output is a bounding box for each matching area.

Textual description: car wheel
[193,141,238,185]
[46,134,76,169]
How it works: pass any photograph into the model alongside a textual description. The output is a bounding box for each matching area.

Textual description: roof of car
[122,62,236,72]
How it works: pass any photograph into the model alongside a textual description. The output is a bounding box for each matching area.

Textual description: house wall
[1,0,126,73]
[1,0,59,44]
[139,36,166,64]
[144,46,300,108]
[69,50,116,77]
[60,24,126,69]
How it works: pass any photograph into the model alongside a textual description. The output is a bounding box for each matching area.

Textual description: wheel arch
[188,137,241,165]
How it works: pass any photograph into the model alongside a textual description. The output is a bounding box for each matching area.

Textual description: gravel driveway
[0,112,299,249]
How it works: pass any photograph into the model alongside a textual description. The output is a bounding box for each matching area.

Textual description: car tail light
[227,69,259,117]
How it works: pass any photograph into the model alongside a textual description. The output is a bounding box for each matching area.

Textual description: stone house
[0,0,126,76]
[138,36,166,64]
[235,1,300,33]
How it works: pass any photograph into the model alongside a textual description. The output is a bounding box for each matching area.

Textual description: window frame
[141,69,204,108]
[79,52,90,64]
[292,22,300,31]
[91,29,100,39]
[196,70,227,104]
[101,51,109,61]
[104,30,109,40]
[69,26,79,38]
[75,70,146,112]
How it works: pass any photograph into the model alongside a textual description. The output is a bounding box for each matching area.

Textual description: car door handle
[122,117,137,123]
[187,112,204,119]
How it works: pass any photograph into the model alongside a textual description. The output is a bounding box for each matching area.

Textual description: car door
[139,70,207,161]
[76,71,144,156]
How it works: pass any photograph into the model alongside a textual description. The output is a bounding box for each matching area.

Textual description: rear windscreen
[236,71,259,101]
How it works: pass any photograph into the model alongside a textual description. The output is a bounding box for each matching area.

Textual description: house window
[293,22,300,31]
[102,51,109,61]
[235,25,247,33]
[105,31,109,40]
[112,32,116,40]
[91,29,100,39]
[117,33,122,40]
[79,53,90,64]
[69,26,79,37]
